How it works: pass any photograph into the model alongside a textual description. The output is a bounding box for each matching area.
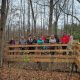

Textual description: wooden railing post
[74,44,80,71]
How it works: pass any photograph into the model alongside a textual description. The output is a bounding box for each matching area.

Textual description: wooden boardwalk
[4,43,80,70]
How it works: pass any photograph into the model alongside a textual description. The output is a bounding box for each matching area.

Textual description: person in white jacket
[69,35,74,45]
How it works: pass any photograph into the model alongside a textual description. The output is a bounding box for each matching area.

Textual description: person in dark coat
[54,35,59,43]
[27,36,33,51]
[9,38,15,54]
[9,38,15,45]
[32,36,37,44]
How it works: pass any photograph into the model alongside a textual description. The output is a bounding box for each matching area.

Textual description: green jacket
[37,39,44,44]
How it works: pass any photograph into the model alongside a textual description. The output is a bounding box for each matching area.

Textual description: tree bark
[23,0,26,37]
[29,0,36,35]
[48,0,53,35]
[0,0,7,67]
[27,0,30,36]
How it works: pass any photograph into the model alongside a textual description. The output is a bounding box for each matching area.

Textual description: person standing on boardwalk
[60,33,70,54]
[49,35,56,55]
[19,36,26,51]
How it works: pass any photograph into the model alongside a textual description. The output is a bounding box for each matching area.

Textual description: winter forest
[0,0,80,80]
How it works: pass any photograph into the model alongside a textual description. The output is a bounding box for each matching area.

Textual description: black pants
[62,46,67,55]
[50,46,55,55]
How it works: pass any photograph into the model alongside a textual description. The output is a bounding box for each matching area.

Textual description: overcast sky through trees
[0,0,80,29]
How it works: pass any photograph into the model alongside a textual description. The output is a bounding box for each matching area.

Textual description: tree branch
[59,5,80,23]
[77,0,80,3]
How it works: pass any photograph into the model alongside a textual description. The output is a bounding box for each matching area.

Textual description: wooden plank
[74,44,80,68]
[6,54,76,58]
[8,49,73,53]
[5,55,75,63]
[73,44,80,50]
[7,44,68,48]
[5,57,75,63]
[76,51,80,54]
[75,57,80,69]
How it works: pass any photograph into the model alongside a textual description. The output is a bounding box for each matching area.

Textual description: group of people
[9,33,73,45]
[8,33,73,54]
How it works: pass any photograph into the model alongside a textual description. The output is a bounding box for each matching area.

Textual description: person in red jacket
[41,36,45,42]
[60,33,70,54]
[60,33,69,44]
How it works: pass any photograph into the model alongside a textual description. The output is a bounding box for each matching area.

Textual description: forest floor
[0,63,80,80]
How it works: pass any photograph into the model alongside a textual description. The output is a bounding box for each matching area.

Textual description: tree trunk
[43,1,45,34]
[54,2,58,35]
[54,20,58,35]
[0,0,7,67]
[71,0,74,34]
[29,0,36,35]
[23,0,26,37]
[48,0,53,35]
[27,0,30,36]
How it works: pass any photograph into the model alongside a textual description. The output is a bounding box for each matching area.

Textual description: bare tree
[29,0,36,35]
[23,0,26,37]
[27,0,30,35]
[48,0,53,35]
[77,0,80,3]
[0,0,8,67]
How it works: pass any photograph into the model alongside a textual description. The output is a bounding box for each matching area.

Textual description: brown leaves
[0,64,80,80]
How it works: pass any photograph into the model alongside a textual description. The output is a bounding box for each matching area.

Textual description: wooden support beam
[5,55,75,63]
[7,44,68,48]
[75,57,80,69]
[8,50,73,53]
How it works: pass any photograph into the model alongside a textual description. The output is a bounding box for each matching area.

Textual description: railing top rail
[7,43,68,48]
[8,50,73,53]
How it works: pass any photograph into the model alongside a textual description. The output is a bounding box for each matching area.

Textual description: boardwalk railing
[4,43,75,63]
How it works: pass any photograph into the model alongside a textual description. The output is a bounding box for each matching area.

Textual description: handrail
[7,43,68,47]
[4,43,75,63]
